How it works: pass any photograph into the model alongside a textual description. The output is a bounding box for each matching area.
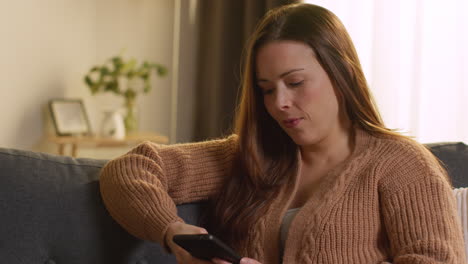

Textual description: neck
[299,124,355,168]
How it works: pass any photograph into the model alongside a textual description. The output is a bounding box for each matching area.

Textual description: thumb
[198,227,208,234]
[240,258,262,264]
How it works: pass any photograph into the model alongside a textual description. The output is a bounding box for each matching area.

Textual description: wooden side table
[48,132,169,157]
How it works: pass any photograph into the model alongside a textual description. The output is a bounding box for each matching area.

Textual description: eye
[257,84,274,95]
[289,80,304,87]
[262,88,274,95]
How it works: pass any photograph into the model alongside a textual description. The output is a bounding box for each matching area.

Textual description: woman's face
[255,40,346,147]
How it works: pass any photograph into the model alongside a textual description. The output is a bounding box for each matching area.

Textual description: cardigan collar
[261,127,376,264]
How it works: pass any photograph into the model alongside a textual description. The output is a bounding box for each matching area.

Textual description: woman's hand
[212,257,262,264]
[165,222,262,264]
[165,222,212,264]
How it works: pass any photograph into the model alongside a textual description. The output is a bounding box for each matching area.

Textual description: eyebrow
[257,68,305,83]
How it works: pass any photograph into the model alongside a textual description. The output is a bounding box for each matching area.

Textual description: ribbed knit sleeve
[379,141,466,263]
[99,135,238,245]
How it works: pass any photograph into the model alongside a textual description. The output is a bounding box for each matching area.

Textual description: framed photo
[49,99,91,136]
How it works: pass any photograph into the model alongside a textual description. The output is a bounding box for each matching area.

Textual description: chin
[287,125,326,145]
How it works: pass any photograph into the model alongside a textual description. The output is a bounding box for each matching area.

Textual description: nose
[274,88,291,111]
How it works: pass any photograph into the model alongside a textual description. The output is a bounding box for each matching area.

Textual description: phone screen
[173,234,242,264]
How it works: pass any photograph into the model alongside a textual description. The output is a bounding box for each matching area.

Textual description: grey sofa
[1,142,467,264]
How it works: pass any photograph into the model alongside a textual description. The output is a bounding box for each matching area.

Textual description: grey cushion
[427,142,468,188]
[0,148,203,264]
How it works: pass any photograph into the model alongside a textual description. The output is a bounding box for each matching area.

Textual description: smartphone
[173,234,242,264]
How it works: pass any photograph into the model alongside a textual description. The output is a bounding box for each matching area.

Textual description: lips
[283,117,303,128]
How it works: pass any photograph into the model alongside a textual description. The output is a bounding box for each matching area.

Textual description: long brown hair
[207,3,401,249]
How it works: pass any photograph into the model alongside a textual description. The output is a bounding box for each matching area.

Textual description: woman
[100,3,466,264]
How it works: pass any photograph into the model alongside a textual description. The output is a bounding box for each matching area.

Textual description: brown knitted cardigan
[99,129,466,263]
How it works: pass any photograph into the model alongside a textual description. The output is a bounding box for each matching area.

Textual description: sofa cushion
[0,148,203,264]
[427,142,468,188]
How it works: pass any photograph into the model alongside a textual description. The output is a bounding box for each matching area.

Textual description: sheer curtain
[304,0,468,143]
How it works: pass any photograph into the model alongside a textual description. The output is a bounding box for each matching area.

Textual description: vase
[101,110,126,139]
[124,97,139,133]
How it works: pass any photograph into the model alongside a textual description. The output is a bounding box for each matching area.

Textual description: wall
[88,0,175,138]
[0,0,176,156]
[0,0,97,150]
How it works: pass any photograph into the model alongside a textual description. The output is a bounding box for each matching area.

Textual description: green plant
[84,56,167,100]
[84,55,168,132]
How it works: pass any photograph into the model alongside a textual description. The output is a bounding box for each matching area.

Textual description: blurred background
[0,0,466,158]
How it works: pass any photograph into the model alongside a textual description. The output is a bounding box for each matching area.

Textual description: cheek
[296,86,318,109]
[298,80,335,111]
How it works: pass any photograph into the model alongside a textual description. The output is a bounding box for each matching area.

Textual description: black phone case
[173,234,242,264]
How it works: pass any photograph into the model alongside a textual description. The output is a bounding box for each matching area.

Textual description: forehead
[255,40,317,77]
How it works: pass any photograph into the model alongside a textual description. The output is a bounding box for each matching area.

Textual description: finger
[212,257,231,264]
[174,249,193,263]
[240,257,262,264]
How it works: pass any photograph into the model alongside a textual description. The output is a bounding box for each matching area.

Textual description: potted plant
[84,55,167,133]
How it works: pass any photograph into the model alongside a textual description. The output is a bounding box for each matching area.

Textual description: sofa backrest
[0,148,203,264]
[427,142,468,188]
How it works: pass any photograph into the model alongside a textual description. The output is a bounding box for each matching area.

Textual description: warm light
[299,0,468,143]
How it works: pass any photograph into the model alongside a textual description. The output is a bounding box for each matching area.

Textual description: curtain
[304,0,468,143]
[194,0,297,141]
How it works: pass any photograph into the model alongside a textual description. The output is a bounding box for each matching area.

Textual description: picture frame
[49,99,91,136]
